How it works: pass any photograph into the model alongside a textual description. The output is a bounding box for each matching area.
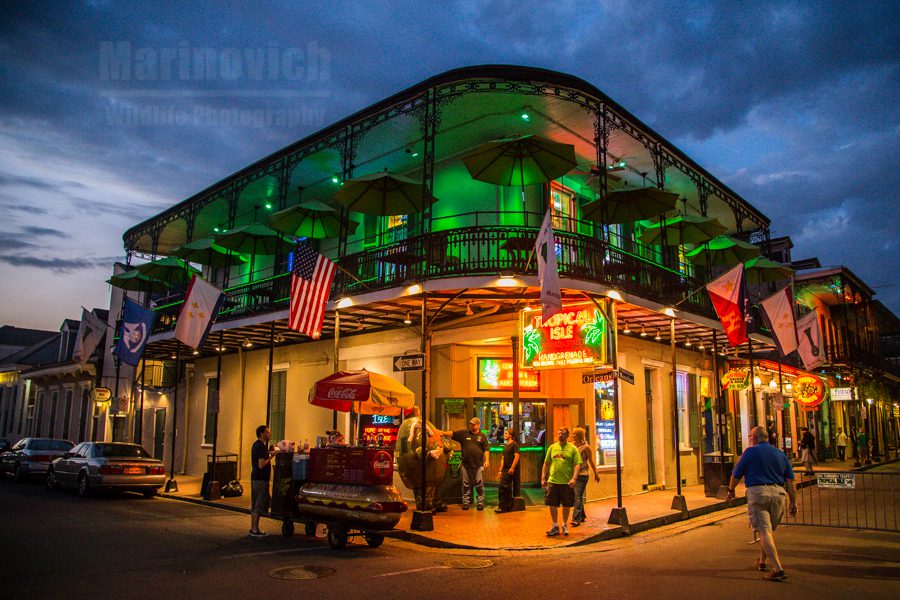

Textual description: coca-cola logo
[371,450,392,476]
[325,387,358,400]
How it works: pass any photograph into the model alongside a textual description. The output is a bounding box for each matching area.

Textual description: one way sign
[393,353,425,372]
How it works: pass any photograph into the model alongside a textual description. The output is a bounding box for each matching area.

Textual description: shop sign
[520,302,609,370]
[582,370,614,384]
[92,387,111,403]
[476,357,540,391]
[596,420,617,451]
[795,374,826,410]
[831,387,853,401]
[360,413,400,447]
[722,369,750,390]
[0,371,17,385]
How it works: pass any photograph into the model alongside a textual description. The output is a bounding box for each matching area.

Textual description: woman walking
[570,427,600,527]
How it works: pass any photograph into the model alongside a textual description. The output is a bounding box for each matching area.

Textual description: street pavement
[1,475,897,600]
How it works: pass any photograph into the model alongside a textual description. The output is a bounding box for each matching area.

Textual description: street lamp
[663,306,687,513]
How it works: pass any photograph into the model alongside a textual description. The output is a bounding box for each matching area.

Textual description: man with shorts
[726,425,797,581]
[249,424,277,537]
[541,427,581,536]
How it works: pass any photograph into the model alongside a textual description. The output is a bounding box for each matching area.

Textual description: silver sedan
[0,438,74,481]
[48,442,166,497]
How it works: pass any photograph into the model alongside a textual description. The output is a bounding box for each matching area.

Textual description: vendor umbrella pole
[164,343,181,493]
[333,310,339,430]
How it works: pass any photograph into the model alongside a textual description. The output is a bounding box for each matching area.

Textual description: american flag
[288,243,337,339]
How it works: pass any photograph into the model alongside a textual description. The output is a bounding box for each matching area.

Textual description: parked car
[47,442,165,497]
[0,438,74,481]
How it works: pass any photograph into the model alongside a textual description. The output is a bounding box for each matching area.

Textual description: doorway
[644,367,660,486]
[546,398,584,442]
[153,409,166,459]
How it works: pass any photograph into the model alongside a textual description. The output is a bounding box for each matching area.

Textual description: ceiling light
[170,354,177,359]
[698,340,705,350]
[273,333,285,343]
[404,312,412,325]
[622,321,630,334]
[192,350,199,355]
[357,319,364,331]
[465,302,473,316]
[607,160,627,172]
[606,289,623,301]
[520,112,530,121]
[785,382,793,392]
[654,328,661,341]
[336,297,353,309]
[662,307,676,318]
[684,337,692,347]
[753,375,762,386]
[640,324,647,337]
[243,339,253,348]
[769,379,777,390]
[331,174,341,184]
[264,202,272,210]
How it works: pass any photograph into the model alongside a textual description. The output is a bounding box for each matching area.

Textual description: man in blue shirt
[726,425,798,582]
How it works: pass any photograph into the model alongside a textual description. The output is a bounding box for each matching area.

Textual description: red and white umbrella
[309,369,415,415]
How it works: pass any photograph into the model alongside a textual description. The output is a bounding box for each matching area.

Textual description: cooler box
[308,446,394,485]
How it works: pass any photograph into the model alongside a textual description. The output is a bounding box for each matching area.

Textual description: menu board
[308,447,394,485]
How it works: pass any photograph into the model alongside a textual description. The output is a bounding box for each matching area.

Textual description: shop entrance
[546,398,584,442]
[153,408,166,459]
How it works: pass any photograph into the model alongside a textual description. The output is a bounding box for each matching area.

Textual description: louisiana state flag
[706,264,748,347]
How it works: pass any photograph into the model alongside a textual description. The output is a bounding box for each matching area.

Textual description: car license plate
[124,467,143,475]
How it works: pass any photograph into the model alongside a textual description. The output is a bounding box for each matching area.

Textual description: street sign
[393,353,425,372]
[92,387,111,403]
[582,370,614,384]
[618,368,635,385]
[817,473,855,489]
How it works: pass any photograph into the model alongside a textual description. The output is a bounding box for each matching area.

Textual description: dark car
[0,438,74,481]
[48,442,165,497]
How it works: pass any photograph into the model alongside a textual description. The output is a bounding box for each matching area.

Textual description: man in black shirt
[496,427,520,513]
[250,424,276,537]
[441,417,490,510]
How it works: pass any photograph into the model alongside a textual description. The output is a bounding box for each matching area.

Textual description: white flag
[760,287,798,357]
[72,307,109,365]
[535,209,562,320]
[174,276,225,350]
[796,310,824,370]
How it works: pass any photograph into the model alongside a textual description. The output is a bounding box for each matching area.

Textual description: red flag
[706,264,748,347]
[289,243,337,339]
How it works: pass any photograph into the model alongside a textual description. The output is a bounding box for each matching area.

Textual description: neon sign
[795,374,825,410]
[520,302,609,370]
[477,358,540,391]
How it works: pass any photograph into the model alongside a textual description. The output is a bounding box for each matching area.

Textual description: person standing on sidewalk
[249,425,277,537]
[726,425,798,582]
[541,427,581,536]
[799,427,816,475]
[570,426,600,527]
[835,428,848,462]
[496,427,520,513]
[442,417,490,510]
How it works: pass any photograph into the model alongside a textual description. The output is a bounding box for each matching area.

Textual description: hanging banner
[476,357,540,391]
[520,301,609,370]
[794,374,826,410]
[722,369,750,390]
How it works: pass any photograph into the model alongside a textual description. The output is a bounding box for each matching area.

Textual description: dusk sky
[1,1,897,331]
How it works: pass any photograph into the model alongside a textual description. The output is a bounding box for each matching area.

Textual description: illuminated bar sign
[795,374,825,410]
[476,357,540,391]
[520,302,609,370]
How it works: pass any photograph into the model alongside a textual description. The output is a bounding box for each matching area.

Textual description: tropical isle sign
[520,302,609,370]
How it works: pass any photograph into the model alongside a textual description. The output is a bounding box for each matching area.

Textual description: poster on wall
[520,301,610,370]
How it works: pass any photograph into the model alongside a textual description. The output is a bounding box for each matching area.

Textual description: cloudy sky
[0,1,897,330]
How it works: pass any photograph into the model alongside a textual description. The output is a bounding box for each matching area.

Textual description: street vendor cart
[281,369,414,549]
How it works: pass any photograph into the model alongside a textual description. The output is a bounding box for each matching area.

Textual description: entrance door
[546,398,584,444]
[645,367,658,486]
[153,409,166,459]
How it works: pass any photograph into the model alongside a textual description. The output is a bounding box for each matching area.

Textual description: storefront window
[593,380,619,466]
[472,399,546,446]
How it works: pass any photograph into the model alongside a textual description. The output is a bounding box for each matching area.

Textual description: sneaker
[546,525,560,537]
[569,520,581,527]
[764,570,786,582]
[755,558,768,572]
[477,504,484,511]
[462,504,470,510]
[248,530,268,538]
[561,524,569,536]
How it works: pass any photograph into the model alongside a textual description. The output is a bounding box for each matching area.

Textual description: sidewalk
[158,457,892,551]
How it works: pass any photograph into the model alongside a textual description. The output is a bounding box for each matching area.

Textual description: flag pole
[165,343,181,493]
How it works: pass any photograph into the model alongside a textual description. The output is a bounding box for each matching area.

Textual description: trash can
[202,452,238,499]
[270,452,294,516]
[702,453,734,497]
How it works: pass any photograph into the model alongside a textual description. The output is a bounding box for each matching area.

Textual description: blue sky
[0,1,897,330]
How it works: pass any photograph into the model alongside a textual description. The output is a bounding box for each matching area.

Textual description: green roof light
[264,202,272,210]
[331,175,340,184]
[521,112,530,121]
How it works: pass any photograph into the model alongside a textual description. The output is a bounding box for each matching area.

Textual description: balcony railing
[150,222,714,334]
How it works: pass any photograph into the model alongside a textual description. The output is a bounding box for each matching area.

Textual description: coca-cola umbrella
[309,369,416,415]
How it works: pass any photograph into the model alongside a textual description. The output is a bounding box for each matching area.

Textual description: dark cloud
[20,225,70,238]
[0,204,48,215]
[0,254,113,272]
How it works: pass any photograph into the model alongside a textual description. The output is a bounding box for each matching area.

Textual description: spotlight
[465,302,473,316]
[404,312,412,325]
[622,321,630,334]
[698,340,705,350]
[640,324,647,337]
[654,328,661,341]
[243,338,253,348]
[684,337,692,347]
[192,350,199,355]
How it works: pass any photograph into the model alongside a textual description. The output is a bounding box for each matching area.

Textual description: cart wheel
[304,523,316,537]
[327,524,348,550]
[364,532,384,548]
[282,519,294,538]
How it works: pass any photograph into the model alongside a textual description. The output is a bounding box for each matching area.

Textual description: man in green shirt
[541,427,582,536]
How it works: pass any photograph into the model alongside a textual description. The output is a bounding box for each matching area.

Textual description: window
[62,390,73,440]
[268,370,287,441]
[79,389,91,441]
[203,376,218,445]
[675,372,691,449]
[550,182,577,233]
[32,391,43,436]
[133,408,143,445]
[93,443,150,458]
[48,392,59,437]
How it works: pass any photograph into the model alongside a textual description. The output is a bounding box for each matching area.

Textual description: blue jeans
[461,466,484,506]
[572,474,589,522]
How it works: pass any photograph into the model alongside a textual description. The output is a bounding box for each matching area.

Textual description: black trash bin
[202,452,237,499]
[270,452,294,516]
[702,453,734,497]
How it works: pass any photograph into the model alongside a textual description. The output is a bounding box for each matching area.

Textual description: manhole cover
[268,565,336,580]
[442,558,494,569]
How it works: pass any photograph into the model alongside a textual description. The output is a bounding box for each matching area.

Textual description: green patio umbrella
[333,171,438,216]
[267,200,360,239]
[172,238,247,268]
[461,134,577,214]
[214,222,295,280]
[135,256,201,286]
[744,256,794,283]
[686,235,761,267]
[581,187,679,224]
[107,270,172,293]
[638,214,726,246]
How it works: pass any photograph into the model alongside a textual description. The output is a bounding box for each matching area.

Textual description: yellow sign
[722,369,750,390]
[0,371,17,385]
[93,387,112,403]
[795,375,825,410]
